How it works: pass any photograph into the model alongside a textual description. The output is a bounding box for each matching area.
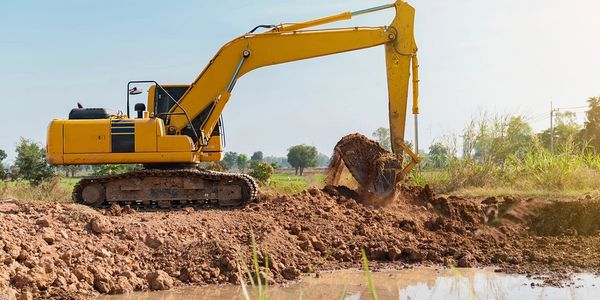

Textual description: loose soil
[1,185,600,299]
[327,133,403,205]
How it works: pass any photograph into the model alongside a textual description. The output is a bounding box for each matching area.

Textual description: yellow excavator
[46,0,420,208]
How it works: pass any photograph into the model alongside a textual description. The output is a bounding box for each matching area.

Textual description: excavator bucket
[327,133,405,204]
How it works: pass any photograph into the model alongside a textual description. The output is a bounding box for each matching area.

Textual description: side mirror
[134,103,146,118]
[128,87,143,95]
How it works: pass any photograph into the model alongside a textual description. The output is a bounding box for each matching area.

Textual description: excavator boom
[168,1,419,167]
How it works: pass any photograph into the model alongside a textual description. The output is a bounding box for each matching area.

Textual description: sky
[1,0,599,163]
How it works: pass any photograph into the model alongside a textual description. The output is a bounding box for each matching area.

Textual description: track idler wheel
[81,183,106,207]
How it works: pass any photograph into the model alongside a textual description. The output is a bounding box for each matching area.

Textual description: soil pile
[531,198,600,236]
[1,186,600,299]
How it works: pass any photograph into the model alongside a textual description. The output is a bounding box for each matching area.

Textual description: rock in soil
[147,270,173,291]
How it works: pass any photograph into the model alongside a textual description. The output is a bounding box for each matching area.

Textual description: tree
[372,127,415,154]
[270,162,281,170]
[249,151,264,169]
[463,113,534,164]
[0,149,6,179]
[264,156,291,168]
[59,165,82,177]
[581,97,600,152]
[237,153,249,172]
[317,153,330,167]
[222,152,238,170]
[427,142,451,169]
[250,151,263,162]
[493,116,535,162]
[287,145,318,175]
[14,138,54,185]
[539,111,581,153]
[372,127,391,151]
[250,162,274,184]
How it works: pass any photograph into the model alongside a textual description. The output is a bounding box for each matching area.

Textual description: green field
[268,172,326,194]
[61,177,80,188]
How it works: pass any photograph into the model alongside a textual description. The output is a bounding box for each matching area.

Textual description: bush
[250,162,274,184]
[14,138,54,185]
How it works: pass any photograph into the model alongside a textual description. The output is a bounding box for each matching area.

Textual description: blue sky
[1,0,599,163]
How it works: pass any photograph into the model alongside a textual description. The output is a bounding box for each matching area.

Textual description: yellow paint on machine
[46,117,199,165]
[62,152,195,164]
[63,119,111,154]
[134,118,157,152]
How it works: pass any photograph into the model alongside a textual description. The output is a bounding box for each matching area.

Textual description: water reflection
[99,268,600,300]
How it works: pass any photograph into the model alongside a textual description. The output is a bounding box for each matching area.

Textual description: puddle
[99,267,600,300]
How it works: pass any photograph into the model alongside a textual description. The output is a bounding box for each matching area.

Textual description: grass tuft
[239,230,269,300]
[361,249,378,300]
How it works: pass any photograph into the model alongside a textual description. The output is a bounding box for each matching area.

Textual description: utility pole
[550,102,554,155]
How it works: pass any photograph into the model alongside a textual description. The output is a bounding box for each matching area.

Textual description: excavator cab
[146,85,189,121]
[144,83,226,154]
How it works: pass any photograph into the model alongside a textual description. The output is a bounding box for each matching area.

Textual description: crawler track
[72,169,258,209]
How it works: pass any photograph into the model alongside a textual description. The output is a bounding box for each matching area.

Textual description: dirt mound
[531,199,600,236]
[1,186,599,298]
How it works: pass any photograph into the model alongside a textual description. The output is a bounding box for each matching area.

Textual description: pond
[99,267,600,300]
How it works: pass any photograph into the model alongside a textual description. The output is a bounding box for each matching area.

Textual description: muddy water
[100,268,600,300]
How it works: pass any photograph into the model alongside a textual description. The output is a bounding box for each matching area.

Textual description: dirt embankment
[1,186,600,299]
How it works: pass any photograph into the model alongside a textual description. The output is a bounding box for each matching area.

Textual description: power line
[524,104,588,121]
[556,105,588,110]
[555,110,587,115]
[528,115,550,123]
[525,115,548,123]
[524,111,547,120]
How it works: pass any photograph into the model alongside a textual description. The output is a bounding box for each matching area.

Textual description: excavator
[46,0,421,208]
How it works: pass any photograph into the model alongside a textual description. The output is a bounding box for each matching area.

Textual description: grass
[1,177,72,202]
[268,172,326,194]
[449,187,598,200]
[237,230,383,300]
[60,177,81,189]
[413,171,599,199]
[361,249,378,300]
[411,145,600,199]
[239,230,269,300]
